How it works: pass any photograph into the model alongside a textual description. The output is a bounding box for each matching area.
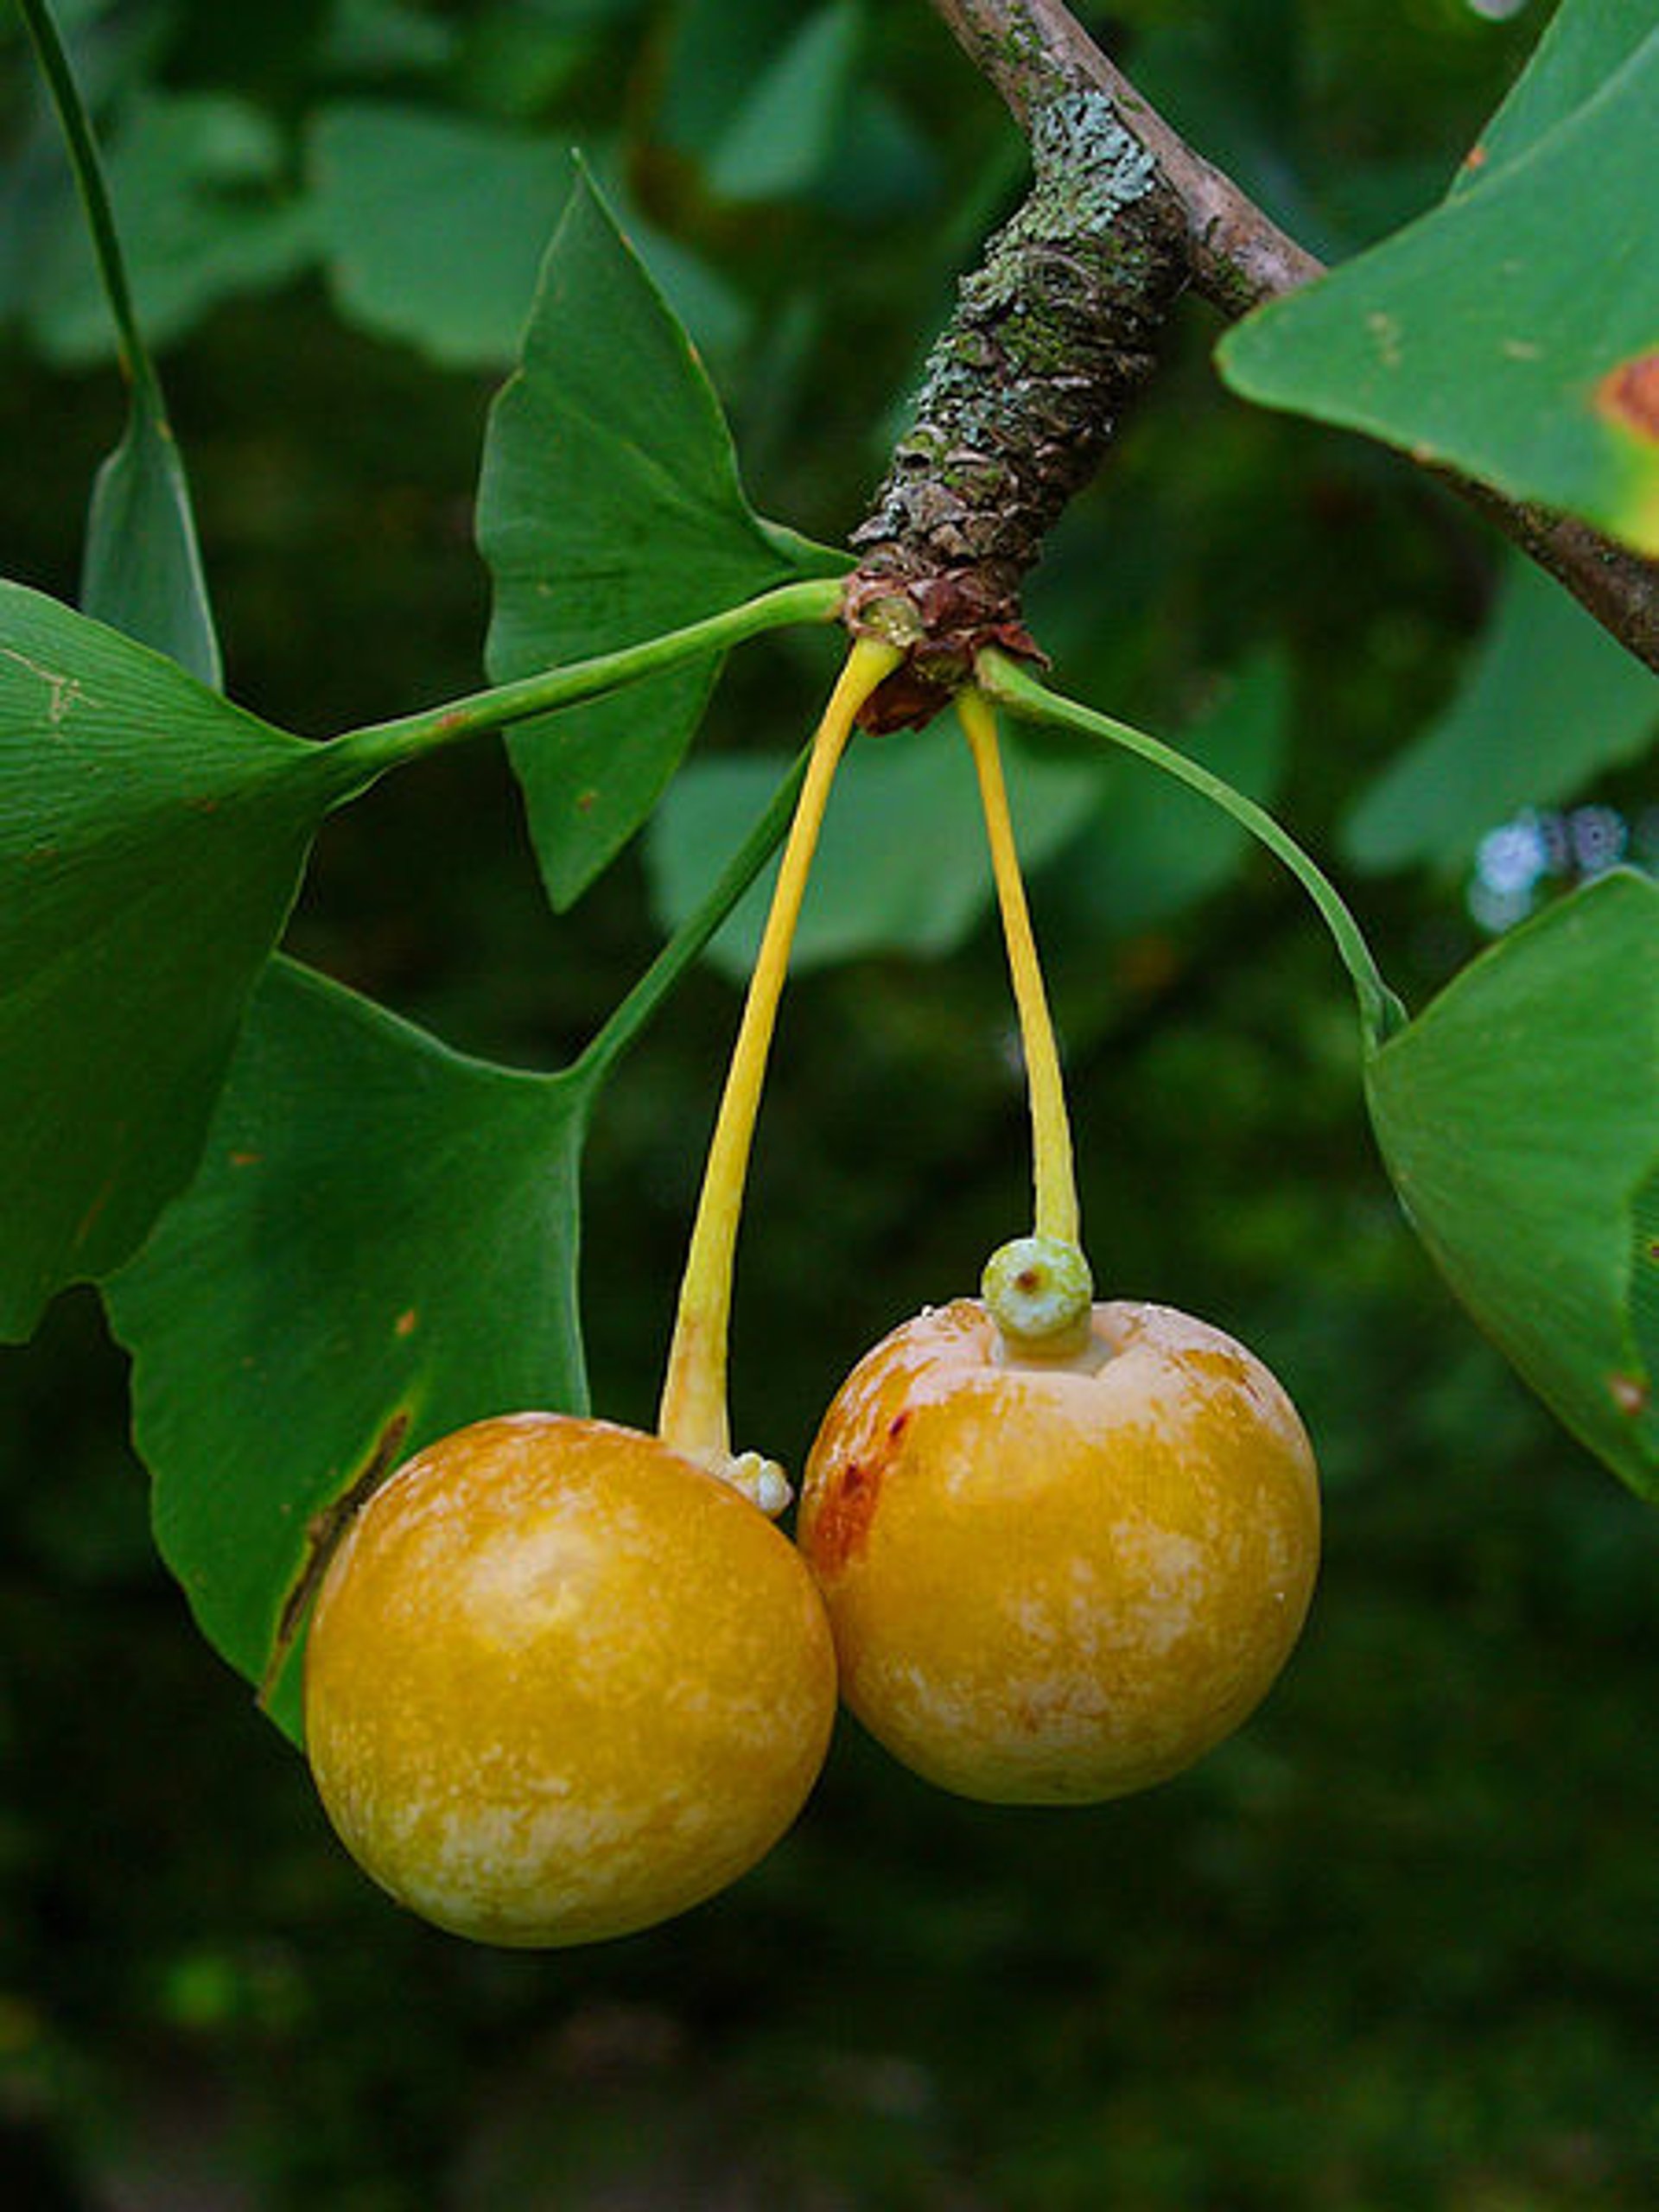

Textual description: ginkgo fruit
[303,1410,836,1946]
[798,683,1319,1804]
[798,1274,1319,1804]
[302,638,903,1945]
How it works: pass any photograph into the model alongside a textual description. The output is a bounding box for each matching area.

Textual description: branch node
[845,86,1187,732]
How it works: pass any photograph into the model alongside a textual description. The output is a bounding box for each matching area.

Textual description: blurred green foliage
[2,2,1656,2205]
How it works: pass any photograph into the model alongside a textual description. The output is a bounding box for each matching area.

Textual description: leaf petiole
[328,579,846,789]
[978,648,1408,1052]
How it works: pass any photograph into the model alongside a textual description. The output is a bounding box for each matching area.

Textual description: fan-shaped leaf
[475,165,844,909]
[105,959,594,1743]
[0,583,346,1339]
[1459,0,1658,184]
[1366,870,1659,1497]
[102,750,812,1741]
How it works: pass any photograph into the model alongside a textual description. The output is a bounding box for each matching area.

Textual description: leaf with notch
[475,164,844,910]
[105,745,811,1742]
[105,958,594,1743]
[1366,870,1659,1497]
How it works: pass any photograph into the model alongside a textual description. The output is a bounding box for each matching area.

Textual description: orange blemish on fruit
[809,1456,886,1575]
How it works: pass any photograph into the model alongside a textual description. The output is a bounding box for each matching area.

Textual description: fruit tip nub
[982,1234,1095,1361]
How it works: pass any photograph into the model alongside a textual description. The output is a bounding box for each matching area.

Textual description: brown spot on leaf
[809,1459,885,1576]
[228,1150,262,1168]
[1463,143,1489,173]
[1596,353,1659,442]
[394,1308,418,1338]
[1607,1373,1650,1419]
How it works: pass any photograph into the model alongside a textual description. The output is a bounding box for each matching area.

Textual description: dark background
[3,3,1655,2204]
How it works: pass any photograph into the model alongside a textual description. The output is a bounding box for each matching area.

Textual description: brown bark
[905,0,1659,674]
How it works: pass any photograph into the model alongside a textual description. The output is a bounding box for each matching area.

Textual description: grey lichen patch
[1027,91,1158,232]
[845,86,1186,724]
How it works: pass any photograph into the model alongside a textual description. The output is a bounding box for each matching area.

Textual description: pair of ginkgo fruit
[302,637,1320,1948]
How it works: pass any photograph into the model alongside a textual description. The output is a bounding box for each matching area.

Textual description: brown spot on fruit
[810,1459,885,1575]
[1596,353,1659,442]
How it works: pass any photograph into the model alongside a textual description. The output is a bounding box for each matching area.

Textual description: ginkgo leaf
[475,164,843,908]
[1218,31,1659,556]
[1367,870,1659,1497]
[105,959,595,1743]
[0,583,350,1340]
[104,752,811,1740]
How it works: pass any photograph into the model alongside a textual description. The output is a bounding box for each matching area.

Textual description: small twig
[925,0,1659,673]
[928,0,1319,314]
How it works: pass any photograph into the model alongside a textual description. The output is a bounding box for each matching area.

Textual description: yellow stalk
[957,684,1081,1251]
[658,634,900,1479]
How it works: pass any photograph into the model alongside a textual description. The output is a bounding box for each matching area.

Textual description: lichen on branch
[845,88,1187,729]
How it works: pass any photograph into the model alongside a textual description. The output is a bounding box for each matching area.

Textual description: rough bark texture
[844,90,1188,731]
[921,0,1659,674]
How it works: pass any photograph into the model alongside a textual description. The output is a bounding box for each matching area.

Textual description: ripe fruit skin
[798,1299,1319,1805]
[303,1413,837,1947]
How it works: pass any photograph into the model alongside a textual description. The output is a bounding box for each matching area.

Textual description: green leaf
[105,960,593,1744]
[706,2,864,204]
[0,582,347,1339]
[1061,652,1290,933]
[1217,32,1659,556]
[308,107,748,369]
[1366,870,1659,1497]
[103,750,813,1742]
[81,384,222,687]
[647,720,1103,980]
[27,89,313,365]
[307,102,568,368]
[1344,558,1659,876]
[18,0,221,682]
[1459,0,1659,183]
[475,164,845,909]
